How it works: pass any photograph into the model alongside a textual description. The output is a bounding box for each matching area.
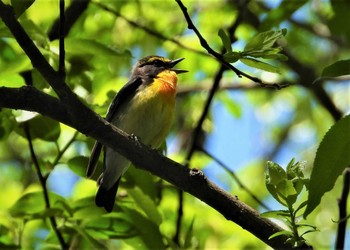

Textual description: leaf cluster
[219,28,287,73]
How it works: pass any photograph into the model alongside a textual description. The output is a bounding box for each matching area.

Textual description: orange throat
[155,70,178,97]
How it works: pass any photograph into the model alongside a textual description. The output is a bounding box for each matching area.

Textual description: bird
[86,55,187,212]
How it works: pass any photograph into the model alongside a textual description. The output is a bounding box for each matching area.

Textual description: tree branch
[0,86,73,126]
[335,168,350,249]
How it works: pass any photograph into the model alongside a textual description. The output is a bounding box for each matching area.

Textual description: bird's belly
[113,93,175,148]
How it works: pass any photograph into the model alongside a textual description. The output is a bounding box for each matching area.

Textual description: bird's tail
[95,178,120,213]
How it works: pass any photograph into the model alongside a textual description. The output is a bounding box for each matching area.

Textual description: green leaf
[67,156,89,178]
[268,230,293,240]
[124,167,159,202]
[0,54,32,77]
[242,48,288,61]
[184,217,195,249]
[16,115,61,142]
[240,58,280,73]
[9,191,63,217]
[0,110,16,140]
[304,114,350,218]
[128,187,162,225]
[321,59,350,78]
[217,92,242,118]
[11,0,35,17]
[52,38,131,58]
[244,29,287,51]
[260,210,290,219]
[266,161,288,205]
[223,51,240,63]
[218,28,232,52]
[121,205,166,249]
[266,161,287,185]
[66,223,107,249]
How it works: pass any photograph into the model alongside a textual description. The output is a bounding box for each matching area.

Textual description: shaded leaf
[218,28,232,52]
[321,59,350,78]
[304,114,350,217]
[66,223,107,249]
[16,115,61,142]
[0,110,16,140]
[223,51,240,63]
[67,156,89,178]
[52,38,131,58]
[11,0,35,17]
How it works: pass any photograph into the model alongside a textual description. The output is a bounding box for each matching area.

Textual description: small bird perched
[87,55,187,212]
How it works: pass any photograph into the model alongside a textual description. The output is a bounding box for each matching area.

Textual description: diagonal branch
[0,85,308,249]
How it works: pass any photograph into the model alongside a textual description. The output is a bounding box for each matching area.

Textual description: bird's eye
[152,59,163,66]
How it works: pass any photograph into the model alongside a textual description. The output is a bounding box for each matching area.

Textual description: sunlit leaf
[244,29,287,51]
[128,187,162,225]
[260,210,290,219]
[268,230,293,240]
[217,92,242,118]
[9,191,63,217]
[304,114,350,217]
[240,58,280,73]
[184,217,195,249]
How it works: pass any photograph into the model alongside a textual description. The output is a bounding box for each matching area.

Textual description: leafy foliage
[219,29,287,73]
[0,0,349,249]
[305,114,350,217]
[264,159,316,247]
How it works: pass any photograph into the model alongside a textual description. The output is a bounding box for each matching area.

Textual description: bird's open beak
[169,58,188,74]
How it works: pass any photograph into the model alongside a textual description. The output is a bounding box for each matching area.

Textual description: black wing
[86,77,143,178]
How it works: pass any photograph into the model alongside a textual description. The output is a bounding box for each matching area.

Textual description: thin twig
[94,1,207,57]
[175,0,288,89]
[53,131,79,166]
[335,168,350,249]
[23,124,67,249]
[199,147,270,210]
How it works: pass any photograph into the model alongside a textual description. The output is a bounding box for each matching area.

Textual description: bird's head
[132,55,188,78]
